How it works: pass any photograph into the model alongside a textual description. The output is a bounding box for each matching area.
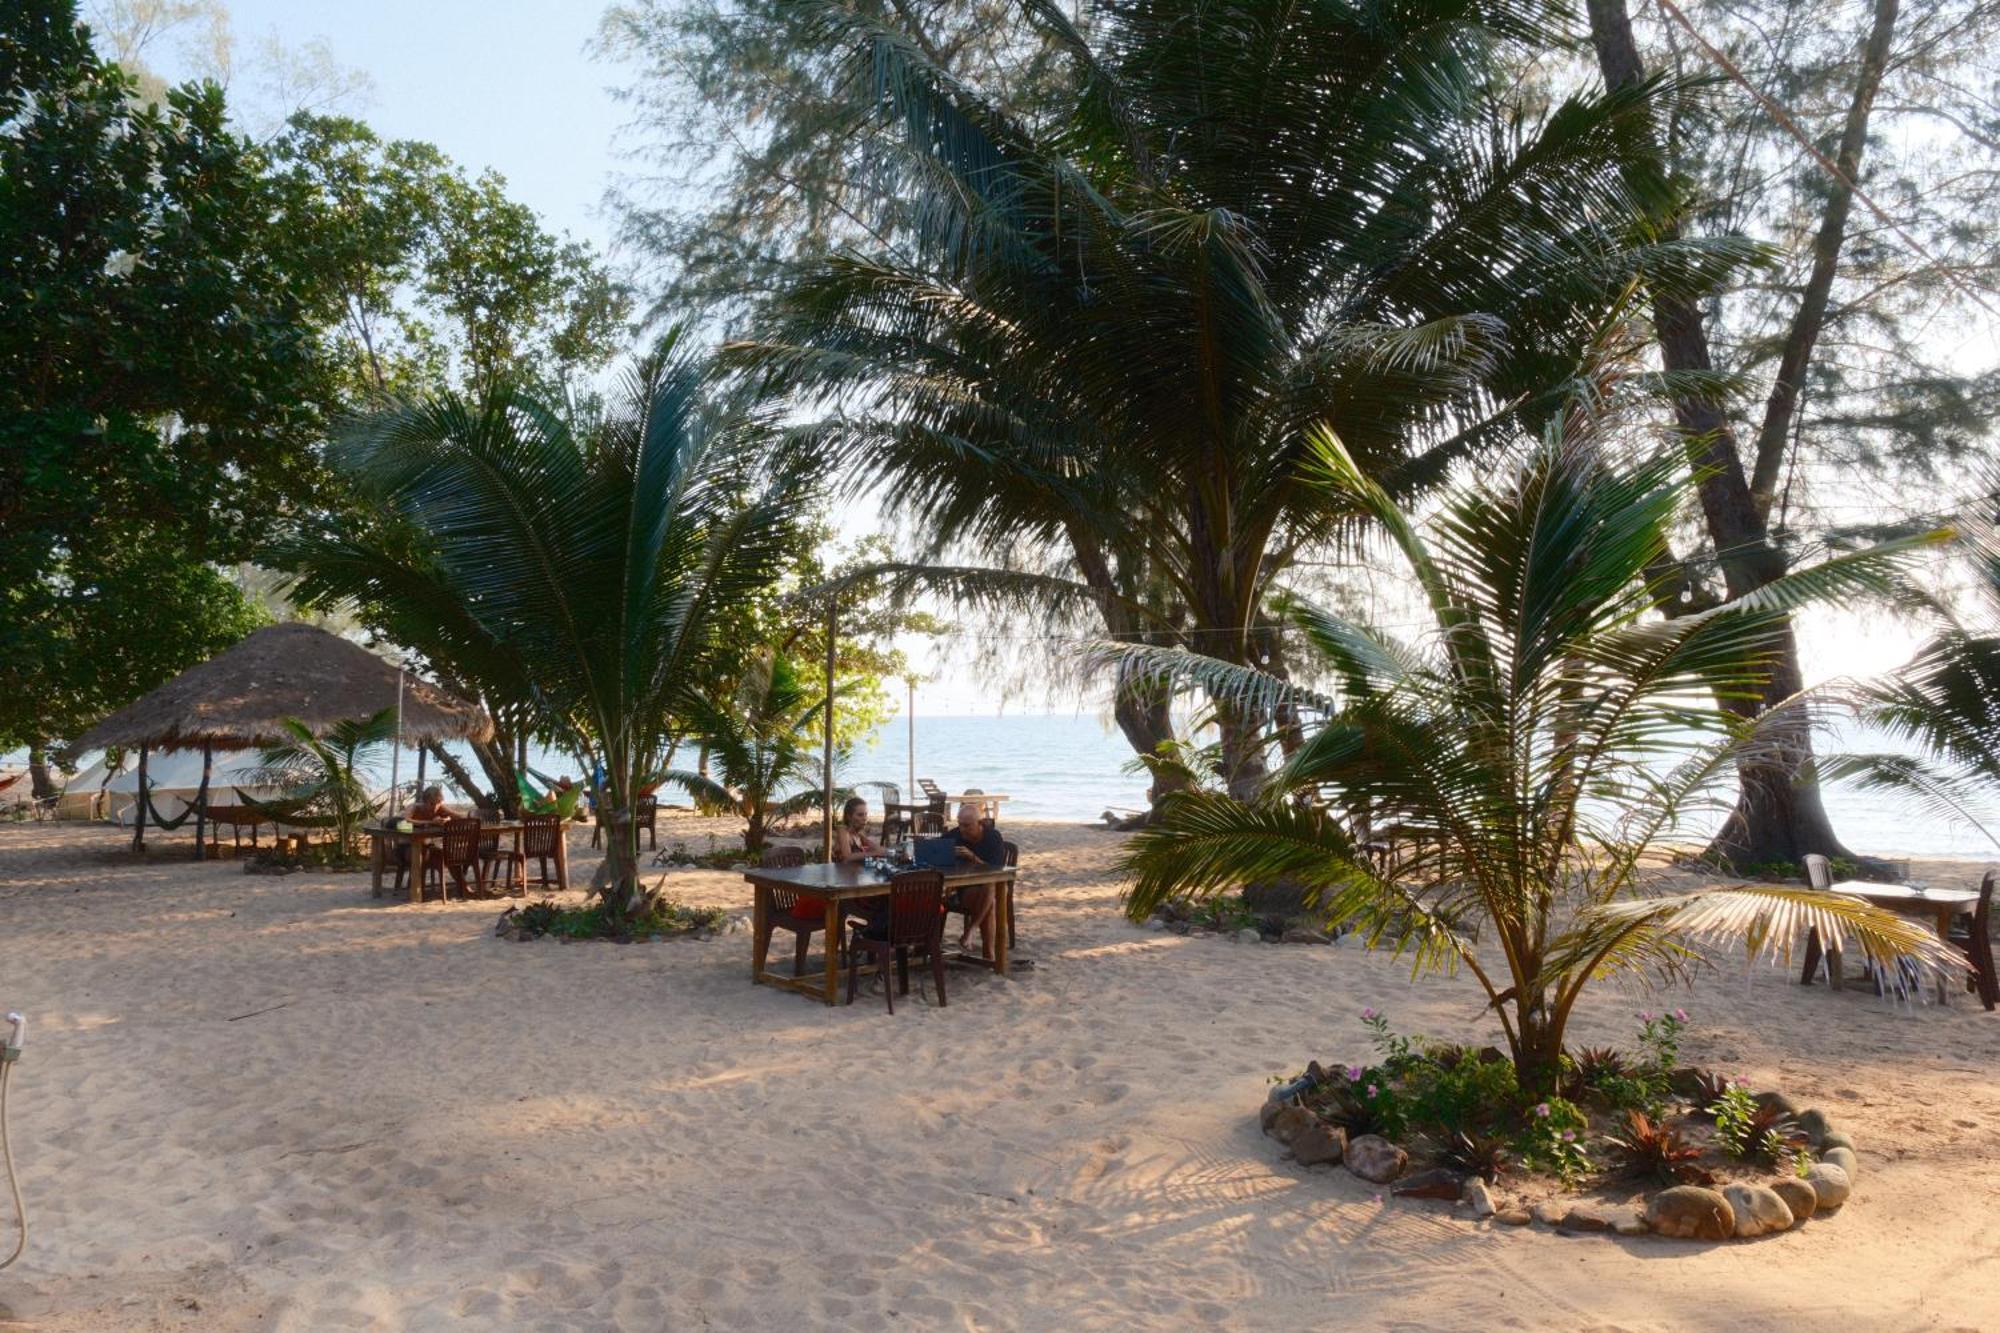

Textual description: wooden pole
[132,744,149,852]
[193,741,213,860]
[823,599,836,863]
[906,678,916,812]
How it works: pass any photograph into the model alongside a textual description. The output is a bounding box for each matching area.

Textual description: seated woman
[831,796,879,864]
[945,801,1006,956]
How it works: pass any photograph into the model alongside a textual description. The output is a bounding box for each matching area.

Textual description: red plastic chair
[755,844,832,976]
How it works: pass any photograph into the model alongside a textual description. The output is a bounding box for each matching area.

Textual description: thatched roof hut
[73,622,492,754]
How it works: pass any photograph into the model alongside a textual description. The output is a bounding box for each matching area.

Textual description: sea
[19,713,1998,860]
[522,712,1999,859]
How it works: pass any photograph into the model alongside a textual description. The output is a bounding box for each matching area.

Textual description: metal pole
[132,745,149,852]
[193,741,213,860]
[823,599,836,863]
[820,600,836,860]
[389,668,404,810]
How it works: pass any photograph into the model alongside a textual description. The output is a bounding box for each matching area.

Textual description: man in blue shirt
[945,802,1005,957]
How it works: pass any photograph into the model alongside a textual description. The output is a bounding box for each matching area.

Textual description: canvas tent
[101,750,278,826]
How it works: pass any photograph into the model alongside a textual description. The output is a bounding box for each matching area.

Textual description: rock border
[1260,1067,1855,1242]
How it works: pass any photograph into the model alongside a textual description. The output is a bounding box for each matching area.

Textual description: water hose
[1,1013,26,1270]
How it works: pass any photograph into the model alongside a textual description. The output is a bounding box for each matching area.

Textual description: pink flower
[1535,1102,1551,1118]
[1674,1008,1689,1022]
[1640,1011,1654,1022]
[1366,1084,1379,1098]
[1561,1130,1576,1143]
[1361,1008,1378,1021]
[1345,1065,1362,1082]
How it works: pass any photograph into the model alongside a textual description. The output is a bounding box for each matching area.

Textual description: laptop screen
[913,836,958,869]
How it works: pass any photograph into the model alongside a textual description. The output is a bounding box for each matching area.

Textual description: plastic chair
[847,869,948,1013]
[1797,854,1845,989]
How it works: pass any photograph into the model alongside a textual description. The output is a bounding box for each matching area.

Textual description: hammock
[232,788,383,831]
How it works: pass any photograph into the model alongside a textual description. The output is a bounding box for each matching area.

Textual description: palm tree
[1104,428,1956,1096]
[278,339,811,920]
[733,0,1748,799]
[250,708,396,858]
[1829,521,2000,843]
[670,652,833,855]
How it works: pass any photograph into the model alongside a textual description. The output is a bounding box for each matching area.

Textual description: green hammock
[232,788,383,830]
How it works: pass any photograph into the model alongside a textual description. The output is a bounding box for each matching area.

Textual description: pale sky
[128,0,1957,714]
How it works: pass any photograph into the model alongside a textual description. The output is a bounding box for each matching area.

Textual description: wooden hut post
[414,744,427,798]
[193,741,213,860]
[822,599,836,863]
[132,745,149,852]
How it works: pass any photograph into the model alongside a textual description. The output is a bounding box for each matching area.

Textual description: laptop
[912,836,959,870]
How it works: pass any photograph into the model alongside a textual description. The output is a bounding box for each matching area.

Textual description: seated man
[945,801,1006,956]
[406,785,455,822]
[394,785,457,882]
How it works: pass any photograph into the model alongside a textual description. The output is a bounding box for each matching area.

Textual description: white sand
[0,816,1995,1330]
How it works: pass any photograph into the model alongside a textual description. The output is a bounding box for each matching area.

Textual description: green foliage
[1114,431,1956,1094]
[0,1,321,752]
[1439,1130,1513,1185]
[249,709,396,857]
[1605,1109,1712,1186]
[277,337,812,922]
[509,895,729,941]
[1514,1098,1592,1182]
[266,113,630,395]
[731,0,1731,798]
[1713,1095,1807,1166]
[669,652,832,853]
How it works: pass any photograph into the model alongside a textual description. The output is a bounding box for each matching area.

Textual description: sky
[122,0,1959,715]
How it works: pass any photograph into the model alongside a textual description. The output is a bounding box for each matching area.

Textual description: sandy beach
[0,815,1995,1330]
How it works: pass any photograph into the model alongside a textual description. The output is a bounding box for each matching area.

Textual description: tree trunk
[469,733,521,818]
[1585,0,1889,867]
[1511,996,1565,1099]
[423,741,488,809]
[27,744,56,803]
[1110,678,1188,814]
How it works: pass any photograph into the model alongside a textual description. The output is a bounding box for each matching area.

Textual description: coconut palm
[1104,427,1956,1095]
[1826,520,2000,845]
[669,653,833,855]
[250,708,395,858]
[279,338,811,920]
[733,0,1749,799]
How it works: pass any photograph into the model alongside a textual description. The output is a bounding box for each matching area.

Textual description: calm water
[347,714,2000,860]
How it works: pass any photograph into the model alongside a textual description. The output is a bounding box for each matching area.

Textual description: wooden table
[744,860,1017,1005]
[1826,881,1979,1003]
[364,820,566,903]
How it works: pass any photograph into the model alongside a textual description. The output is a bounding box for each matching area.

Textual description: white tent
[104,749,277,827]
[54,750,125,820]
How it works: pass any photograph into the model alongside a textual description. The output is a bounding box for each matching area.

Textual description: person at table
[946,801,1005,956]
[832,795,879,864]
[406,785,455,822]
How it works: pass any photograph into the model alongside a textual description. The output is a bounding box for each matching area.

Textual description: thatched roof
[72,623,492,753]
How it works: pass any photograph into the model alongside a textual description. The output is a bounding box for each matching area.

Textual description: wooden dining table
[743,859,1018,1005]
[1825,880,1981,1003]
[363,819,568,903]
